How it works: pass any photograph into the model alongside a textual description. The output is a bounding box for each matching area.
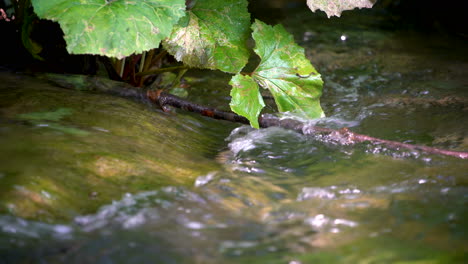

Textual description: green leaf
[229,74,265,128]
[163,0,250,73]
[251,20,324,120]
[31,0,186,58]
[307,0,375,18]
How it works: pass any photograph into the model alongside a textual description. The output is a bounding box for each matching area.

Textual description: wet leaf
[31,0,186,58]
[229,74,265,128]
[307,0,375,18]
[163,0,250,73]
[251,20,324,119]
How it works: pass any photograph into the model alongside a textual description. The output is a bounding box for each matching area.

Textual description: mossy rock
[0,72,223,222]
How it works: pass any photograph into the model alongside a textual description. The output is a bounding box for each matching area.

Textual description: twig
[147,90,250,124]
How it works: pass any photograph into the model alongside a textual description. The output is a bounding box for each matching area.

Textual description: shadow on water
[1,3,468,264]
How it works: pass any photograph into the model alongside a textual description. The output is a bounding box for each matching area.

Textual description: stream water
[1,7,467,264]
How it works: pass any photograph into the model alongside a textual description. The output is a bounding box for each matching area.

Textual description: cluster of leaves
[30,0,374,128]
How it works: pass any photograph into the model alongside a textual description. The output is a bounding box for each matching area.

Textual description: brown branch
[147,90,250,124]
[41,74,468,160]
[148,90,468,160]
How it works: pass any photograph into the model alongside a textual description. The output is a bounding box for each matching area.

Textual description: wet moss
[0,73,224,222]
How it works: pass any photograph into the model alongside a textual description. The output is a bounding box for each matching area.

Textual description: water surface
[1,7,467,264]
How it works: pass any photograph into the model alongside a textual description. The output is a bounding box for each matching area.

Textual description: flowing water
[1,7,468,264]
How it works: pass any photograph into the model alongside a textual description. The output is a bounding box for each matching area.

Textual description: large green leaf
[307,0,375,18]
[229,74,265,128]
[251,20,324,120]
[31,0,186,58]
[163,0,250,73]
[228,20,324,127]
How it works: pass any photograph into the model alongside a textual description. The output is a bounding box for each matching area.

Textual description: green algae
[0,72,224,221]
[17,108,73,122]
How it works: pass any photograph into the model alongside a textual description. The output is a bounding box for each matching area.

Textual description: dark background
[1,0,467,73]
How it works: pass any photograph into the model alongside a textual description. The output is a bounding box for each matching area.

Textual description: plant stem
[136,65,188,77]
[119,58,126,78]
[151,50,168,66]
[139,51,146,73]
[143,49,155,72]
[172,68,188,88]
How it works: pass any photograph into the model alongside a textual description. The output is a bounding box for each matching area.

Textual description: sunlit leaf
[229,74,265,128]
[31,0,186,58]
[251,20,324,119]
[307,0,375,18]
[163,0,250,73]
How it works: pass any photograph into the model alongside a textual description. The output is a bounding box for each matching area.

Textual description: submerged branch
[147,90,250,124]
[149,90,468,160]
[43,73,468,160]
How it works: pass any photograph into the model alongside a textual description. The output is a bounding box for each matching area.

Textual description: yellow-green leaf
[251,20,324,120]
[229,74,265,128]
[163,0,250,73]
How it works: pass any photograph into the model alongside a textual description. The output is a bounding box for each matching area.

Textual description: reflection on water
[1,6,468,264]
